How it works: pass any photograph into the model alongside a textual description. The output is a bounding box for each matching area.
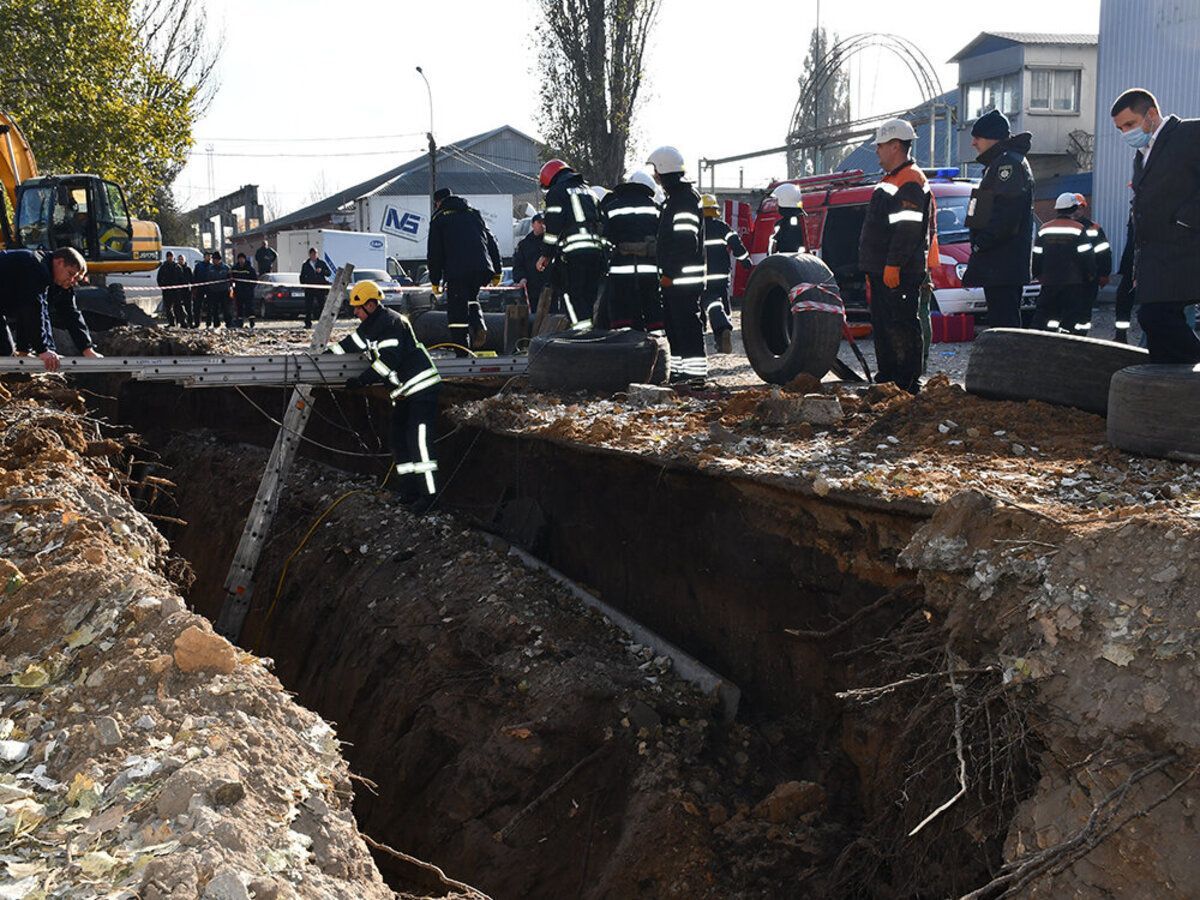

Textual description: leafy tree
[788,27,853,177]
[0,0,219,216]
[533,0,662,187]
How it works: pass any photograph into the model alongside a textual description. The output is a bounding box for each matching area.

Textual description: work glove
[883,265,901,289]
[660,276,673,289]
[431,283,442,297]
[490,274,502,287]
[739,258,753,270]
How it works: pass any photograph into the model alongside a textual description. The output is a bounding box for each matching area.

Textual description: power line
[195,132,427,143]
[186,147,426,159]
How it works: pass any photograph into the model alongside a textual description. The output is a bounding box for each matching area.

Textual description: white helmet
[590,185,610,202]
[771,183,804,209]
[646,146,686,175]
[1054,191,1081,211]
[873,118,917,144]
[627,170,657,191]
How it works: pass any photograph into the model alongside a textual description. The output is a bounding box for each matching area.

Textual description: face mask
[1122,126,1152,149]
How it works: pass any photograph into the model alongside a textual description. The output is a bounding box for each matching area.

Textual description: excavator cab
[14,175,137,263]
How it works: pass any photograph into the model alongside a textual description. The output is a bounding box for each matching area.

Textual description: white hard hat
[646,146,686,175]
[1054,191,1081,211]
[627,170,657,191]
[590,185,610,201]
[771,183,804,209]
[874,118,918,144]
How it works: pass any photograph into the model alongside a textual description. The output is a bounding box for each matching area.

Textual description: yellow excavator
[1,108,162,326]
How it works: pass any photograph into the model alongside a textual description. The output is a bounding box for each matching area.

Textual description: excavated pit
[65,366,1200,898]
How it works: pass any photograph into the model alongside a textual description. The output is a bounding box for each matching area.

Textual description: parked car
[738,168,1039,319]
[343,269,406,314]
[477,266,519,311]
[254,272,307,320]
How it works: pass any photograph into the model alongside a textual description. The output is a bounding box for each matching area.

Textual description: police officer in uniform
[1030,193,1096,332]
[768,183,807,254]
[599,170,663,332]
[427,187,502,353]
[512,213,548,313]
[536,160,605,328]
[647,146,707,385]
[962,109,1034,328]
[699,194,751,353]
[329,280,442,511]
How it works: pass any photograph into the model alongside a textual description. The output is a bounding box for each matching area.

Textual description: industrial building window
[1030,69,1080,113]
[964,72,1021,120]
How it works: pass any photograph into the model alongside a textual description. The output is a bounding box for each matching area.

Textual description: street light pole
[415,66,436,222]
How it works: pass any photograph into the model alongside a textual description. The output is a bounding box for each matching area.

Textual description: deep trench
[84,377,1029,897]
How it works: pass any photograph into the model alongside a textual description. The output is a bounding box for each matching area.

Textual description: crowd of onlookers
[156,248,268,330]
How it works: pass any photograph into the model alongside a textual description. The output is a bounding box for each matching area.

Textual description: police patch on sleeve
[998,165,1013,182]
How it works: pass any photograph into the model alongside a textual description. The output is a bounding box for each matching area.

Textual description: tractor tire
[527,329,660,394]
[740,253,844,384]
[409,309,506,353]
[1107,365,1200,461]
[965,328,1148,415]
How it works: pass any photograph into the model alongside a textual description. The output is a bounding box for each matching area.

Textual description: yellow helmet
[349,280,384,307]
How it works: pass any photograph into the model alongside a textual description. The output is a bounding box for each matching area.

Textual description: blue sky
[176,0,1101,216]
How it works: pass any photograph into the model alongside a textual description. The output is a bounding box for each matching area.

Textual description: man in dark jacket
[328,280,442,511]
[1030,194,1096,333]
[599,172,662,332]
[299,248,332,328]
[512,214,548,313]
[190,254,209,327]
[175,254,195,327]
[203,251,233,328]
[0,247,95,369]
[254,241,277,278]
[1112,88,1200,364]
[157,252,186,327]
[962,109,1034,328]
[230,253,258,328]
[700,193,751,353]
[647,146,707,385]
[535,160,605,327]
[858,119,934,394]
[427,188,502,352]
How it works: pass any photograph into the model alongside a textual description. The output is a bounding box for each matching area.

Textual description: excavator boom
[0,109,39,247]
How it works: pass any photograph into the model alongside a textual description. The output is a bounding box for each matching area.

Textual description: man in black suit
[1112,88,1200,364]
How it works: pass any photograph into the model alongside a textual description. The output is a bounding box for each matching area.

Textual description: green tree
[0,0,219,216]
[533,0,662,187]
[788,27,853,177]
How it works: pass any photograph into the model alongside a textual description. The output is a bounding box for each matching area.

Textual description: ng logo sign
[382,206,423,241]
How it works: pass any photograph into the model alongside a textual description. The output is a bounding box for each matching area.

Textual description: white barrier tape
[114,278,526,294]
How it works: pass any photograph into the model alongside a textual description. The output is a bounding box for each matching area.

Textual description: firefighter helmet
[646,146,686,175]
[771,183,804,209]
[539,159,570,189]
[873,118,917,144]
[1054,192,1080,211]
[349,280,384,307]
[627,170,657,191]
[701,193,720,217]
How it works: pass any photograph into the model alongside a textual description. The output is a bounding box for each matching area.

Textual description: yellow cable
[254,489,366,653]
[428,342,477,357]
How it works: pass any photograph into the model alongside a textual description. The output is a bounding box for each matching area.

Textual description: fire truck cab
[735,168,1039,318]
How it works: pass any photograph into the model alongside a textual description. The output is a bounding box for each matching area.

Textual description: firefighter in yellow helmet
[327,280,442,511]
[700,194,751,353]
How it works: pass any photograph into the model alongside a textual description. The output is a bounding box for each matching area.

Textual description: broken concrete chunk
[626,384,676,407]
[202,869,251,900]
[756,391,843,426]
[155,767,207,819]
[0,739,30,762]
[173,626,237,675]
[753,780,826,823]
[799,394,843,426]
[96,716,122,747]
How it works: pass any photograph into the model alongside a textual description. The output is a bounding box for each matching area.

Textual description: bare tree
[133,0,223,121]
[533,0,662,187]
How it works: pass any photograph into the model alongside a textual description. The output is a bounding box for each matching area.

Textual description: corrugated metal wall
[1094,0,1200,260]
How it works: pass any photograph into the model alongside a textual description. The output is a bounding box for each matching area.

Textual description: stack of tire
[964,329,1200,461]
[526,329,669,393]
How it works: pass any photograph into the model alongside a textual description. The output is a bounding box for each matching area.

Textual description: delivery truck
[275,229,388,275]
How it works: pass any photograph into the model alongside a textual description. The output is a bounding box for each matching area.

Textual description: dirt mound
[0,378,478,898]
[95,325,357,359]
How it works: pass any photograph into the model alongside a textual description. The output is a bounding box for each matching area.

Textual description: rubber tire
[741,253,844,384]
[965,328,1148,415]
[527,329,660,393]
[1107,365,1200,460]
[409,309,506,352]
